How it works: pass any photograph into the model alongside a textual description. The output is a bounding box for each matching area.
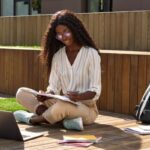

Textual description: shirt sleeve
[46,54,61,94]
[87,49,101,101]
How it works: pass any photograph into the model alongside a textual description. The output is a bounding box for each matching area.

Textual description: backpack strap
[136,84,150,120]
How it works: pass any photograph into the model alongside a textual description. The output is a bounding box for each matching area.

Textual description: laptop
[0,111,44,141]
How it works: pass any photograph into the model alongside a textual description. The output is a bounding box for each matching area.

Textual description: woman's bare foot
[29,115,49,125]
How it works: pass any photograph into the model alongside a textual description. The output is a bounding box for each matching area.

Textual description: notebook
[124,126,150,135]
[63,134,97,142]
[0,111,44,141]
[21,87,80,106]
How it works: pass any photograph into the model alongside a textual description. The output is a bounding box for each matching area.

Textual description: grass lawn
[0,98,26,112]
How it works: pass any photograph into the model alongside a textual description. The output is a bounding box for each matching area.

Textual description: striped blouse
[47,46,101,101]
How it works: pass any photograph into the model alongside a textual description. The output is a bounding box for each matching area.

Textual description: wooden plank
[27,51,34,89]
[146,56,150,86]
[122,55,130,114]
[12,17,17,45]
[134,12,142,50]
[107,54,115,112]
[0,50,5,92]
[110,12,116,49]
[137,56,147,103]
[81,14,89,34]
[147,12,150,50]
[88,13,94,39]
[7,50,14,94]
[16,17,22,45]
[99,54,108,110]
[32,51,39,90]
[98,13,105,49]
[122,12,129,50]
[114,54,122,113]
[141,11,148,51]
[104,13,111,49]
[115,12,122,50]
[93,13,99,48]
[129,56,138,114]
[37,15,42,45]
[128,11,135,50]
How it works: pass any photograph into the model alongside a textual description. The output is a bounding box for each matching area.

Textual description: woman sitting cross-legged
[15,9,101,130]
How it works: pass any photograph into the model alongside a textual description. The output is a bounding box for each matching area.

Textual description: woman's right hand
[36,95,49,102]
[36,90,48,102]
[36,90,55,102]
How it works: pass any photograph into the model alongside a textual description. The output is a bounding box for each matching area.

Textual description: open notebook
[0,111,44,141]
[21,87,80,105]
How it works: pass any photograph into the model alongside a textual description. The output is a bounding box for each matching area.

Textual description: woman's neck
[66,44,82,52]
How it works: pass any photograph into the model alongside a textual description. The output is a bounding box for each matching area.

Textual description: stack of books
[59,134,102,147]
[124,125,150,135]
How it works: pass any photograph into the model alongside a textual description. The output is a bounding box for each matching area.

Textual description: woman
[16,10,101,129]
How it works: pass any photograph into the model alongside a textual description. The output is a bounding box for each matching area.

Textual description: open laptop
[0,110,44,141]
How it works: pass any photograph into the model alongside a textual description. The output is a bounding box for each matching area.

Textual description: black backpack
[135,84,150,123]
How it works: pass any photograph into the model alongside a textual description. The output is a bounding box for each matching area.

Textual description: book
[59,141,93,147]
[139,125,150,131]
[21,88,80,106]
[58,135,102,147]
[124,126,150,135]
[63,135,97,143]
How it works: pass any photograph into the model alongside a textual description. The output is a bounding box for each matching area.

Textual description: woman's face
[55,25,75,46]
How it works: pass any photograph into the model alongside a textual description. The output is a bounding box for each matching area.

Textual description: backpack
[135,84,150,123]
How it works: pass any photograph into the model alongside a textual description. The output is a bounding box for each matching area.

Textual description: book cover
[63,135,97,143]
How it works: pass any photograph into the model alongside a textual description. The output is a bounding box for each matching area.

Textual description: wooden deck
[0,111,150,150]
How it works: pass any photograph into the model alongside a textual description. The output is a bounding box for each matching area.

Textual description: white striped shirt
[47,46,101,101]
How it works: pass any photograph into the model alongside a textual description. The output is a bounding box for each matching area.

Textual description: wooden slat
[129,56,138,114]
[99,54,108,110]
[115,12,122,50]
[114,54,122,113]
[122,55,130,114]
[138,56,147,103]
[141,11,148,51]
[128,11,135,50]
[134,12,142,50]
[93,13,99,47]
[104,13,111,49]
[122,12,129,50]
[98,13,105,49]
[106,54,115,112]
[110,12,116,49]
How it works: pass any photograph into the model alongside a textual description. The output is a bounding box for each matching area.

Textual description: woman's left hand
[66,91,81,102]
[66,91,96,102]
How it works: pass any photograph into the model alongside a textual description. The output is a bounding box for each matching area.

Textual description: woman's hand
[36,90,48,102]
[67,91,96,102]
[36,95,49,102]
[36,90,54,102]
[67,91,80,102]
